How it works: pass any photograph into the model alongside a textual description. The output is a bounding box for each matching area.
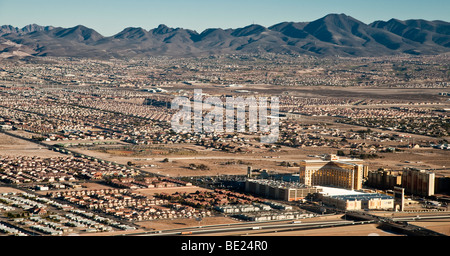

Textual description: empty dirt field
[0,186,26,194]
[364,148,450,175]
[169,84,450,103]
[2,128,449,178]
[68,144,325,177]
[0,132,62,158]
[68,142,450,178]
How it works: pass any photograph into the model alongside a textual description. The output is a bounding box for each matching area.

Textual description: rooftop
[316,186,365,196]
[329,193,394,201]
[301,154,363,165]
[247,179,310,189]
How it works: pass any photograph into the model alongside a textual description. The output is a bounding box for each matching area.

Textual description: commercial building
[401,168,435,197]
[244,179,321,201]
[235,212,315,222]
[0,124,12,130]
[214,203,271,214]
[320,193,394,211]
[435,176,450,195]
[367,168,448,197]
[366,169,402,190]
[299,154,365,190]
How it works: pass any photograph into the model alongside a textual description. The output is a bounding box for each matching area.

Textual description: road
[346,211,450,236]
[126,217,375,236]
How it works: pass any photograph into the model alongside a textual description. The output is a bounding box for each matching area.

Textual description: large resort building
[299,154,366,191]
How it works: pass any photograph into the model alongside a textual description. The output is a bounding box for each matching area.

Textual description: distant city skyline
[1,0,449,36]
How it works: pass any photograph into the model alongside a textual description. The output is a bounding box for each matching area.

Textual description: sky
[0,0,449,36]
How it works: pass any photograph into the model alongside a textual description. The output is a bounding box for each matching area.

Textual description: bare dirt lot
[69,145,312,177]
[166,84,450,103]
[69,143,450,178]
[0,132,62,158]
[364,148,450,175]
[2,127,448,179]
[0,186,26,194]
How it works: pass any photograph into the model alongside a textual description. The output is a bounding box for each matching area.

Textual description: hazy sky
[1,0,449,36]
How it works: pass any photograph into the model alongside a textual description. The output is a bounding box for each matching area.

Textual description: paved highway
[126,218,375,236]
[391,214,450,222]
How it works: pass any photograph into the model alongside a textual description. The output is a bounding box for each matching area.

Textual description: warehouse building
[245,179,321,201]
[320,193,394,211]
[235,212,315,222]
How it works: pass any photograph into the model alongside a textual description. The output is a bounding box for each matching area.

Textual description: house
[30,207,47,216]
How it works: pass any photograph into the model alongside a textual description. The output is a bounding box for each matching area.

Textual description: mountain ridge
[1,14,449,58]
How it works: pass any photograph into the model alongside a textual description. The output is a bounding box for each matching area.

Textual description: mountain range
[1,14,449,59]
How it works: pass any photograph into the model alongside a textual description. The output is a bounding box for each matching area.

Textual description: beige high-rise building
[299,154,364,190]
[367,169,402,190]
[401,168,435,197]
